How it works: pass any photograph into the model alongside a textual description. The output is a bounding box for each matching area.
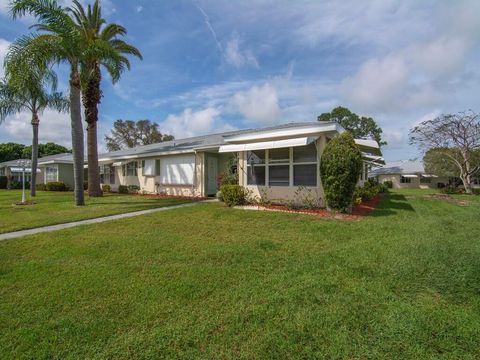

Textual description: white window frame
[45,165,58,183]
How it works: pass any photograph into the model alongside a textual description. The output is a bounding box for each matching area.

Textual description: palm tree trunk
[70,62,85,206]
[30,111,39,197]
[84,65,102,197]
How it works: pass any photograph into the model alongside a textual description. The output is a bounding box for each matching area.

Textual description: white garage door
[160,154,195,185]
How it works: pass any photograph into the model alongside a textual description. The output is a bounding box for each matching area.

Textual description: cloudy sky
[0,0,479,160]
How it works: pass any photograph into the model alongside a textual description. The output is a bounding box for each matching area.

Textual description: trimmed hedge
[220,184,247,207]
[46,181,68,191]
[320,132,363,213]
[9,181,29,190]
[36,183,47,191]
[102,184,111,193]
[383,180,393,189]
[0,176,7,189]
[118,185,129,194]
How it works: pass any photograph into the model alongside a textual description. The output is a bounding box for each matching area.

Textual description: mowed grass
[1,190,480,359]
[0,190,191,233]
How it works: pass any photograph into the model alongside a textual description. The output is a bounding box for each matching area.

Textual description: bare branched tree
[410,111,480,193]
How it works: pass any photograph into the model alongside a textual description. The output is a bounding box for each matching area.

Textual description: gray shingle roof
[0,159,31,168]
[370,160,425,175]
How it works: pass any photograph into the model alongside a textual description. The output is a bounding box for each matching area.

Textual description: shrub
[320,132,363,213]
[36,183,47,191]
[216,190,223,201]
[9,181,29,190]
[102,184,111,193]
[383,180,393,189]
[118,185,129,194]
[220,184,247,206]
[440,185,465,195]
[0,176,7,189]
[128,185,140,193]
[355,180,380,202]
[46,181,67,191]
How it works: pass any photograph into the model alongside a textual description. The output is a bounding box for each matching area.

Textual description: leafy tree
[318,106,386,146]
[320,132,363,213]
[0,143,26,163]
[105,120,174,151]
[22,142,71,159]
[1,61,68,196]
[9,0,88,205]
[410,111,480,194]
[68,0,142,197]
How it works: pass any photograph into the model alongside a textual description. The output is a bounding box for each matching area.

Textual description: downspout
[193,150,197,198]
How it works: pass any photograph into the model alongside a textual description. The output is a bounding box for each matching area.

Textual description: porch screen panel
[160,154,195,185]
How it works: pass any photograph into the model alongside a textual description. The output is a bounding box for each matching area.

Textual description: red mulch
[252,194,383,221]
[141,194,208,202]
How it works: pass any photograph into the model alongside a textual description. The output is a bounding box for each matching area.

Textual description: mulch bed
[238,194,383,221]
[142,194,209,202]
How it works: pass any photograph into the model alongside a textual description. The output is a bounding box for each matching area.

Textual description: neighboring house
[0,159,42,188]
[369,160,480,189]
[95,122,383,205]
[37,153,75,189]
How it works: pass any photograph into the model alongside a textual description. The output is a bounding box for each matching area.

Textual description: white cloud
[2,109,72,147]
[231,83,281,123]
[224,36,258,69]
[135,5,143,13]
[159,107,234,138]
[0,38,10,78]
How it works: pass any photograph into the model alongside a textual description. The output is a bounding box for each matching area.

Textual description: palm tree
[68,0,142,197]
[9,0,86,205]
[0,64,68,197]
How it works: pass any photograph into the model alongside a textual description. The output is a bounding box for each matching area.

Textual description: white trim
[402,174,418,178]
[219,136,318,153]
[224,124,342,143]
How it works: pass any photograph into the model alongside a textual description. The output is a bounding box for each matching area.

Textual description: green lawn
[1,190,480,359]
[0,190,191,234]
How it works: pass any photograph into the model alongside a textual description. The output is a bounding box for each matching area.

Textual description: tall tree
[105,119,174,151]
[68,0,142,197]
[318,106,386,146]
[410,111,480,193]
[10,0,86,205]
[0,143,26,163]
[0,69,68,196]
[22,142,71,159]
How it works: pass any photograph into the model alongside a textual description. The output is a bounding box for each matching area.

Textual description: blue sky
[1,0,479,161]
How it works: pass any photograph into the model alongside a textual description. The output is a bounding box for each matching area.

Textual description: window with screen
[247,150,266,185]
[400,176,411,183]
[268,148,289,186]
[45,166,58,182]
[293,143,317,186]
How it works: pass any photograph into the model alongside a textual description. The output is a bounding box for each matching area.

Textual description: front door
[207,157,218,196]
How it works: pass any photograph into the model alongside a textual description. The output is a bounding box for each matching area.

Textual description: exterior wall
[377,174,450,189]
[238,135,327,207]
[58,163,75,189]
[110,152,206,197]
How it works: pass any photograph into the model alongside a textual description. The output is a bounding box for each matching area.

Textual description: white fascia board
[97,149,195,163]
[223,124,341,143]
[218,136,318,153]
[355,139,382,156]
[402,174,418,178]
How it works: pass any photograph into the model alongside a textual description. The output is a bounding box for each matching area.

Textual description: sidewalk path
[0,202,199,242]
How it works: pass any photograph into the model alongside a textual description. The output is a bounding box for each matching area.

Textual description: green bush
[220,184,247,206]
[118,185,129,194]
[9,181,29,190]
[216,190,223,201]
[128,185,140,193]
[36,183,47,191]
[0,176,7,189]
[320,132,363,212]
[383,180,393,189]
[355,179,381,202]
[46,181,67,191]
[102,184,111,193]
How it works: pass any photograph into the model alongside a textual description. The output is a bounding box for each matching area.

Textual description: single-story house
[369,160,480,189]
[37,153,75,189]
[16,122,382,205]
[94,121,383,205]
[0,159,42,188]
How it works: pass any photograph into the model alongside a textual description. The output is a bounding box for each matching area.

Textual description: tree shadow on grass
[369,193,415,217]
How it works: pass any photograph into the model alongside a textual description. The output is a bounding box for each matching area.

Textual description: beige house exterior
[22,122,383,205]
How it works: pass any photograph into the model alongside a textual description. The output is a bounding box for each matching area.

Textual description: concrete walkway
[0,202,199,242]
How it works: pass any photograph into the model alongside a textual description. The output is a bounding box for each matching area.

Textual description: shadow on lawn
[370,193,415,217]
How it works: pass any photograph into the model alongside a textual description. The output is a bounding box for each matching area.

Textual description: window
[45,166,57,182]
[268,148,290,186]
[247,150,266,185]
[109,166,115,184]
[420,176,431,183]
[155,159,160,176]
[142,159,156,176]
[99,165,105,183]
[125,162,137,177]
[400,176,411,184]
[293,143,317,186]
